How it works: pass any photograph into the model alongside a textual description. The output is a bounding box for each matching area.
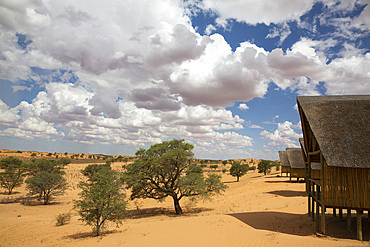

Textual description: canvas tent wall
[298,95,370,240]
[278,151,290,177]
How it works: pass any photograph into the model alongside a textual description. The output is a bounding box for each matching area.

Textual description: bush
[210,164,218,169]
[55,212,71,226]
[0,157,27,194]
[74,169,127,236]
[81,164,111,181]
[58,158,71,167]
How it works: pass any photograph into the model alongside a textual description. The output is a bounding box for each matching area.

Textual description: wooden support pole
[339,209,343,219]
[357,210,362,241]
[316,202,320,232]
[308,194,311,217]
[321,206,326,234]
[311,184,315,222]
[347,209,352,232]
[333,208,336,217]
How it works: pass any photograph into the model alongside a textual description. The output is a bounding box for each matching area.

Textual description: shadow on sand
[228,211,370,241]
[65,229,121,239]
[266,190,307,197]
[126,206,212,219]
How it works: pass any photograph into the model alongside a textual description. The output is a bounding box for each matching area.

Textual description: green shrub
[0,157,27,194]
[55,212,71,226]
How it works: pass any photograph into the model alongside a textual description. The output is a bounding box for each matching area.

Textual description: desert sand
[0,151,369,246]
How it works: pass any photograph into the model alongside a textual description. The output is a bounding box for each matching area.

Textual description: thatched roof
[286,148,305,169]
[298,95,370,168]
[278,151,290,167]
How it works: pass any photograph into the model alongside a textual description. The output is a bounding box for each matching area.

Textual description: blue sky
[0,0,369,160]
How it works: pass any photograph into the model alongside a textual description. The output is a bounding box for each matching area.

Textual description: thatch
[278,151,289,167]
[286,148,305,169]
[297,95,370,168]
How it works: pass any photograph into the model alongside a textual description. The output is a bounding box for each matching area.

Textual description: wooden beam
[339,209,343,219]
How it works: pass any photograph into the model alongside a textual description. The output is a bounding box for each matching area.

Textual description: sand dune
[0,159,368,246]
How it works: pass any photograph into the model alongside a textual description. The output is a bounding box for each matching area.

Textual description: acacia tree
[0,157,26,194]
[122,139,227,214]
[74,169,127,236]
[25,171,67,204]
[229,161,249,182]
[258,160,274,175]
[25,159,67,204]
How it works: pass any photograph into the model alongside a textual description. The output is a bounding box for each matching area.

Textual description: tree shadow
[126,206,212,219]
[228,211,370,241]
[224,180,238,184]
[264,180,304,184]
[65,229,121,239]
[0,191,21,195]
[266,190,307,197]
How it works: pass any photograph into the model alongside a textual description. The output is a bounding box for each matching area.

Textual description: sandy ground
[0,158,369,246]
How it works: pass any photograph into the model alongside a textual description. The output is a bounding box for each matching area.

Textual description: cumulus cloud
[260,121,302,147]
[200,0,316,25]
[238,103,249,110]
[0,0,369,159]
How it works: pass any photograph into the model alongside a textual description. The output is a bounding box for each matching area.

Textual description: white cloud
[0,0,369,158]
[205,24,216,35]
[260,121,302,147]
[238,103,249,110]
[200,0,316,25]
[12,85,32,93]
[0,99,20,127]
[266,22,292,45]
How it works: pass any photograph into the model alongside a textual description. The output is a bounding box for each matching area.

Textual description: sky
[0,0,369,160]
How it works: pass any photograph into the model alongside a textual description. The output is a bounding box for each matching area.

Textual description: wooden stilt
[347,209,352,232]
[339,209,343,219]
[311,184,315,222]
[308,194,311,217]
[321,206,326,234]
[333,208,336,217]
[315,201,320,232]
[356,210,362,241]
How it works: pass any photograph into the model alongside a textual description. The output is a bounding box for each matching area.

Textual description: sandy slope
[0,161,369,247]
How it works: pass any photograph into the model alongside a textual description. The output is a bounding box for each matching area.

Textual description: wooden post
[333,208,336,217]
[357,210,362,241]
[307,156,311,217]
[311,183,315,222]
[315,184,320,232]
[339,209,343,219]
[347,209,352,232]
[321,205,326,234]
